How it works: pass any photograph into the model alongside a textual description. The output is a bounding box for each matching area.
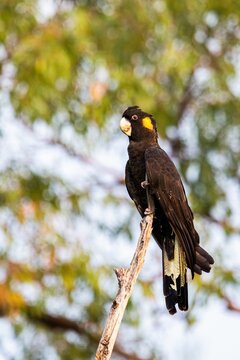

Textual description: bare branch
[26,307,154,360]
[0,302,151,360]
[176,67,195,124]
[222,294,240,314]
[203,214,240,234]
[95,192,154,359]
[17,116,124,185]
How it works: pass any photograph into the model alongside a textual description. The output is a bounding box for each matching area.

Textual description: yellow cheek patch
[142,117,153,130]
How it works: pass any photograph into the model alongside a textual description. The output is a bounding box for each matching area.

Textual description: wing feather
[125,160,145,217]
[145,146,197,273]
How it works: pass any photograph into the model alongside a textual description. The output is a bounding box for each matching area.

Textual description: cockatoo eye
[131,114,138,120]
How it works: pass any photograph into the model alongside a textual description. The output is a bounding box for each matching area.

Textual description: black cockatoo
[120,106,214,314]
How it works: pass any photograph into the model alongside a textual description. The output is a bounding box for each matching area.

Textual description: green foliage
[0,0,240,358]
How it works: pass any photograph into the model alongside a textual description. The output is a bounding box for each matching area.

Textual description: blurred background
[0,0,240,359]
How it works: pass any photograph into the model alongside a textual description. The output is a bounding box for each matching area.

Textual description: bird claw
[144,207,153,216]
[141,180,149,189]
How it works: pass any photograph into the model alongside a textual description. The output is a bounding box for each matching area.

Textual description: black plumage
[120,106,214,314]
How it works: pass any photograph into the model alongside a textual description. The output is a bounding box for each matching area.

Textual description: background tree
[0,0,239,359]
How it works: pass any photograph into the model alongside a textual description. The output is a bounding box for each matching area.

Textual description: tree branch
[17,116,124,185]
[223,294,240,313]
[176,67,195,124]
[28,308,152,360]
[95,189,154,360]
[0,302,151,360]
[203,213,240,234]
